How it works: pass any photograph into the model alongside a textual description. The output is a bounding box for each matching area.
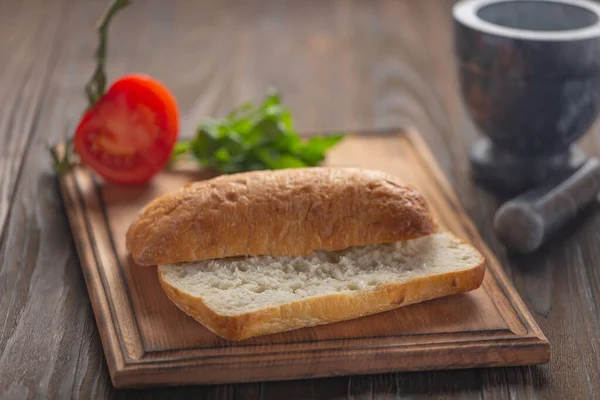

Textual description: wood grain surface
[0,0,599,399]
[57,132,549,388]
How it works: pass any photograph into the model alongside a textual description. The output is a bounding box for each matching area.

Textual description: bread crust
[127,167,436,266]
[157,253,486,341]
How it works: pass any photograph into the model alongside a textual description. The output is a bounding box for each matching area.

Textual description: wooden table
[1,0,599,399]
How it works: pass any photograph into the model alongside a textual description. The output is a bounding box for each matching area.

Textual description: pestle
[494,158,600,254]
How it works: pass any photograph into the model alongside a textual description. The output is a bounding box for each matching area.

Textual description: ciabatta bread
[158,232,485,341]
[127,168,436,266]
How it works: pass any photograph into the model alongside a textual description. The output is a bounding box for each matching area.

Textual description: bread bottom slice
[158,231,485,341]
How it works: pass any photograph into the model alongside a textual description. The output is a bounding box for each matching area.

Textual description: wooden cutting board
[58,130,550,389]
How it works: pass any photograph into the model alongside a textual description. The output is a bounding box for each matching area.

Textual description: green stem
[84,0,133,108]
[51,0,133,175]
[168,140,192,165]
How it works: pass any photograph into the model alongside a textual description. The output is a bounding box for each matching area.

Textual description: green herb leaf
[172,141,191,157]
[255,149,308,169]
[167,140,192,165]
[178,89,344,174]
[299,134,344,165]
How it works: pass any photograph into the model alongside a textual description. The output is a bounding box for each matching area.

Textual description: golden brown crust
[158,255,486,341]
[127,167,436,266]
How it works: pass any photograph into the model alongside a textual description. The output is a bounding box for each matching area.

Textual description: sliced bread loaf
[158,231,485,340]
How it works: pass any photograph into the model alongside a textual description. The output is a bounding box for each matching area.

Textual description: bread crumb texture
[159,232,482,316]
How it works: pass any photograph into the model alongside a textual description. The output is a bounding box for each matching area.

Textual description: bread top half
[126,167,437,266]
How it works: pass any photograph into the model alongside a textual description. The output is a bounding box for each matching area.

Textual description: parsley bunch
[173,89,343,173]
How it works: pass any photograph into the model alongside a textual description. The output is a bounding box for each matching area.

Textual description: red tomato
[73,74,179,184]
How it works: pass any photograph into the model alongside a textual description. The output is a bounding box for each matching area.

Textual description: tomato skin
[74,74,179,185]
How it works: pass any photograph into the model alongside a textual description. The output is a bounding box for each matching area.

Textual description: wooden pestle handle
[494,158,600,254]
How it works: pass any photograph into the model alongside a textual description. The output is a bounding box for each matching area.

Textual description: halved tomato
[73,74,179,185]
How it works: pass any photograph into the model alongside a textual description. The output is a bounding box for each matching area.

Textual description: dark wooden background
[1,0,599,399]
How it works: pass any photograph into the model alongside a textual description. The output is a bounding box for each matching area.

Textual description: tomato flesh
[74,74,179,185]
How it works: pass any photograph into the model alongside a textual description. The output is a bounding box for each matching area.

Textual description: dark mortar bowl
[453,0,600,194]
